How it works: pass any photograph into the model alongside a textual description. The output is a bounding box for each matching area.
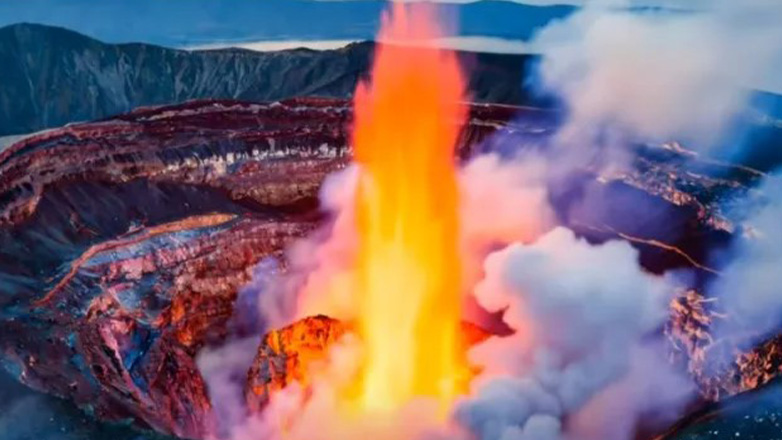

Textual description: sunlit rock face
[0,97,774,438]
[245,315,349,414]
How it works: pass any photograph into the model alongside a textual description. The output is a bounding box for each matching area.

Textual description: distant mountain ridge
[0,0,575,47]
[0,23,545,136]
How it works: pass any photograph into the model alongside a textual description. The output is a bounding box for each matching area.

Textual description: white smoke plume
[200,118,705,440]
[710,176,782,341]
[532,0,782,152]
[198,337,260,438]
[455,227,679,440]
[201,159,694,440]
[268,166,361,325]
[568,343,694,440]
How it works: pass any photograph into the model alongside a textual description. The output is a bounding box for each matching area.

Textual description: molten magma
[351,4,468,414]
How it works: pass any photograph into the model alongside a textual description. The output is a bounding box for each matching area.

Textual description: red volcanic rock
[246,315,349,413]
[244,316,492,414]
[3,213,313,438]
[0,97,770,438]
[667,289,782,402]
[0,97,525,438]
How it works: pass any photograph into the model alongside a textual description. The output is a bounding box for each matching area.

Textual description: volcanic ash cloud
[456,227,681,440]
[532,0,782,152]
[710,176,782,347]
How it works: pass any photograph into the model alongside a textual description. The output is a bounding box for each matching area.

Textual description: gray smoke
[567,343,694,440]
[450,3,782,435]
[455,227,680,440]
[533,0,782,152]
[711,176,782,341]
[197,337,260,439]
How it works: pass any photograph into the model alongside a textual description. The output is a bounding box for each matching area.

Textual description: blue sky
[0,0,574,47]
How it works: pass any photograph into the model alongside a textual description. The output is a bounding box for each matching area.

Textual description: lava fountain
[350,3,469,415]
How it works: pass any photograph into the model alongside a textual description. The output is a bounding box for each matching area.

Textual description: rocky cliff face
[0,97,518,438]
[0,97,777,439]
[0,23,546,137]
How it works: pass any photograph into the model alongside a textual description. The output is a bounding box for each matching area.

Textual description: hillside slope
[0,23,545,136]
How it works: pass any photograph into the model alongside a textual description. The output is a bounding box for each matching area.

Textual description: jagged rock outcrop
[245,315,348,413]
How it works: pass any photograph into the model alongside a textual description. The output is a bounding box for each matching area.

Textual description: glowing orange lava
[350,3,468,414]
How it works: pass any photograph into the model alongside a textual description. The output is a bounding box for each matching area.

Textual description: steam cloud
[709,176,782,345]
[456,228,680,440]
[533,0,782,153]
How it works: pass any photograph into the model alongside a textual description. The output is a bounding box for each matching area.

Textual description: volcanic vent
[237,5,486,436]
[221,4,683,440]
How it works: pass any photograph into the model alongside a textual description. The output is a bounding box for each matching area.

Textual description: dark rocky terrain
[0,23,548,137]
[0,97,780,439]
[667,378,782,440]
[0,368,170,440]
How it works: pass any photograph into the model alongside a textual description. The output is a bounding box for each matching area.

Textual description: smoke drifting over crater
[710,177,782,348]
[533,0,782,152]
[457,228,676,440]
